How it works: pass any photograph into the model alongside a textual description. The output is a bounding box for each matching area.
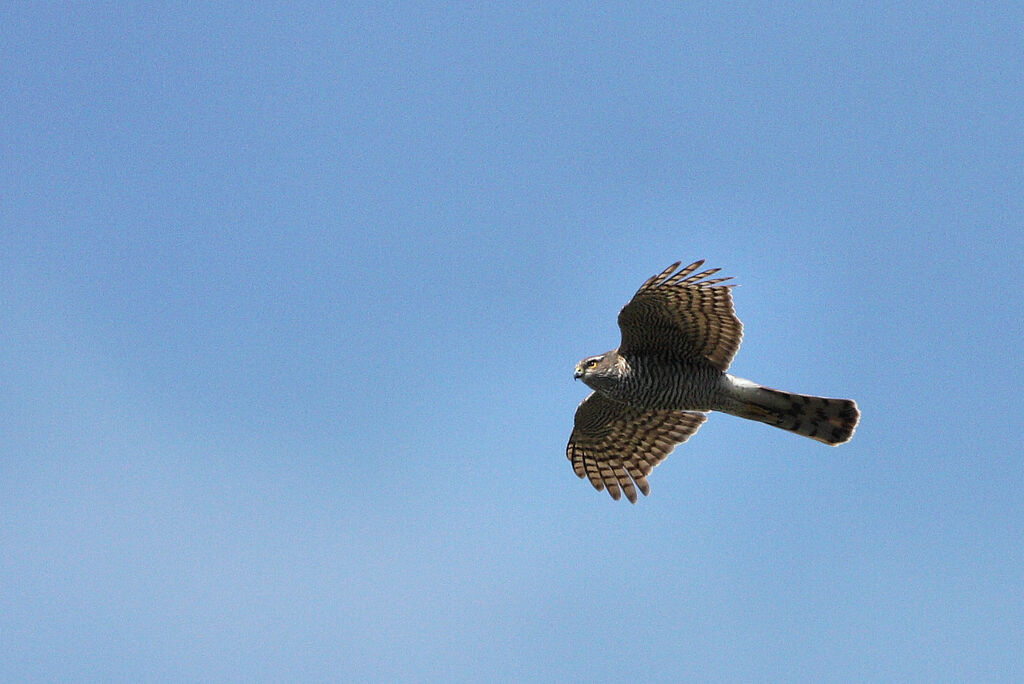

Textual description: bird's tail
[723,376,859,445]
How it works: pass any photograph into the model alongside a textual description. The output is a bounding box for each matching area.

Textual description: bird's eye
[586,358,599,368]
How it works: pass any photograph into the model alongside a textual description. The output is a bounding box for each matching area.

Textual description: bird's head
[574,352,624,391]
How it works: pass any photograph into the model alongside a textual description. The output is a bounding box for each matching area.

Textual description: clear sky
[2,3,1022,681]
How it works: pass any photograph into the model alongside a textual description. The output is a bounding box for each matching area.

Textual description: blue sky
[2,3,1022,681]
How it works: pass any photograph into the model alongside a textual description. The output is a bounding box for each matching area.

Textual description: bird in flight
[568,260,859,503]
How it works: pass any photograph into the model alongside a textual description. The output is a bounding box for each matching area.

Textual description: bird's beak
[573,366,583,380]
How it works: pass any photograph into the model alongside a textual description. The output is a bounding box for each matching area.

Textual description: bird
[567,259,859,503]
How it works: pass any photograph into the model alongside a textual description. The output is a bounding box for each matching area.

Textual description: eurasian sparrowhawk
[568,260,859,503]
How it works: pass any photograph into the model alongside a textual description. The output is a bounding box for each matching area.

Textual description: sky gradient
[3,3,1022,681]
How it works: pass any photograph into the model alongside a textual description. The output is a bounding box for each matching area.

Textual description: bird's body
[568,260,860,503]
[577,351,725,410]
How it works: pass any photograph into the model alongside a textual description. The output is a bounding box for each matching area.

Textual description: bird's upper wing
[617,260,743,371]
[566,392,706,503]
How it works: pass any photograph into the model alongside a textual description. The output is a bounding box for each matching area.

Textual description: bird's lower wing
[566,392,706,503]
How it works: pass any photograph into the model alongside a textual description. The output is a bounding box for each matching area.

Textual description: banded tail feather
[725,376,859,445]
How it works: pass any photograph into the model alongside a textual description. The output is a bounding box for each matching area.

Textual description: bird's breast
[618,355,724,411]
